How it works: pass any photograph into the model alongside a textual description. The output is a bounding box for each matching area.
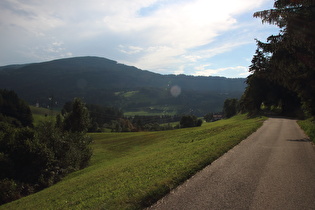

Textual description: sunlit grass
[1,114,266,210]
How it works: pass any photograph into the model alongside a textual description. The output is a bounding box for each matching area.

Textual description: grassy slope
[1,115,266,210]
[30,106,59,126]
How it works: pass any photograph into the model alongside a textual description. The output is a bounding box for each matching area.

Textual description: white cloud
[102,0,269,72]
[129,45,185,71]
[0,0,277,77]
[173,65,186,75]
[119,45,144,55]
[193,65,250,78]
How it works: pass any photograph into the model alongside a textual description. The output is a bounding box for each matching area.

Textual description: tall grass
[1,114,266,210]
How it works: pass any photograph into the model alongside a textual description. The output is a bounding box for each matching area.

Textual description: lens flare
[170,85,181,97]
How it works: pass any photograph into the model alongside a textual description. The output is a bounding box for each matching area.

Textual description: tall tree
[242,0,315,116]
[0,89,33,127]
[63,98,90,132]
[223,98,239,118]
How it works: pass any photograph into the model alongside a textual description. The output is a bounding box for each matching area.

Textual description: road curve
[148,117,315,210]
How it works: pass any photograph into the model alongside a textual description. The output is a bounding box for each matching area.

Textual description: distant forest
[0,56,246,116]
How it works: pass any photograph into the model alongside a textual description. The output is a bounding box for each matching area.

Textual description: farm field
[1,115,266,210]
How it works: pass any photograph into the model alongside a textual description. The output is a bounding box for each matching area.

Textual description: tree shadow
[287,138,311,142]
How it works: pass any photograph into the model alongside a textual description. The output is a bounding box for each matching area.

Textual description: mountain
[0,56,246,116]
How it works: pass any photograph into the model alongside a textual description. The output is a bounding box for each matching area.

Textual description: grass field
[30,106,59,126]
[124,106,177,116]
[1,114,266,210]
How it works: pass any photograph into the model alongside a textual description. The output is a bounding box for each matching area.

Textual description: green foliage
[0,179,22,204]
[62,101,124,132]
[298,118,315,143]
[111,118,135,132]
[37,121,93,173]
[86,104,123,132]
[62,98,90,132]
[180,115,202,128]
[0,89,33,127]
[0,121,93,204]
[223,98,239,118]
[0,95,93,205]
[0,115,266,209]
[128,115,180,131]
[204,112,213,122]
[143,122,174,131]
[243,0,315,116]
[240,49,302,116]
[0,57,246,115]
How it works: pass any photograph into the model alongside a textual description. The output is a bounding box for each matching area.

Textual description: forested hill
[0,56,246,115]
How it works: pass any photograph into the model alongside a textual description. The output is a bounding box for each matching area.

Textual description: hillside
[0,56,246,115]
[0,115,265,209]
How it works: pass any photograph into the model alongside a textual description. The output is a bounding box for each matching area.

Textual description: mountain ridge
[0,56,246,115]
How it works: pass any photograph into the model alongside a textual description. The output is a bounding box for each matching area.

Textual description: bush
[37,121,92,177]
[223,98,239,118]
[180,115,202,128]
[0,89,33,127]
[0,179,22,205]
[62,98,90,133]
[196,119,203,127]
[204,112,213,122]
[0,98,93,205]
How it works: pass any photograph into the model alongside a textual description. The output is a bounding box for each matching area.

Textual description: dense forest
[240,0,315,118]
[0,56,246,116]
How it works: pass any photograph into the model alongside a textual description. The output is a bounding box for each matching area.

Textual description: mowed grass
[1,114,266,210]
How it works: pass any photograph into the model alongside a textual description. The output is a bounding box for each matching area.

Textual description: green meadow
[30,106,59,126]
[1,115,266,210]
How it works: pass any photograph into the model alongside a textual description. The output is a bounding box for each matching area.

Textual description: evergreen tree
[242,0,314,116]
[63,98,90,132]
[0,89,33,127]
[223,99,239,118]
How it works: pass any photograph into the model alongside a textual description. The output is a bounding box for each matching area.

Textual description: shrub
[0,179,22,205]
[180,115,202,128]
[0,95,93,205]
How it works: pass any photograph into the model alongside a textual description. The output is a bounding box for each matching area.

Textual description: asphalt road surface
[149,117,315,210]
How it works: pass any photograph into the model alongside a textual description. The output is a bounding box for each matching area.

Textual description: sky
[0,0,279,78]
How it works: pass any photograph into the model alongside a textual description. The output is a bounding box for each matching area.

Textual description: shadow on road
[287,138,311,142]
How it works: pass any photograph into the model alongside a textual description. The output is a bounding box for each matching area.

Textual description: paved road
[149,117,315,210]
